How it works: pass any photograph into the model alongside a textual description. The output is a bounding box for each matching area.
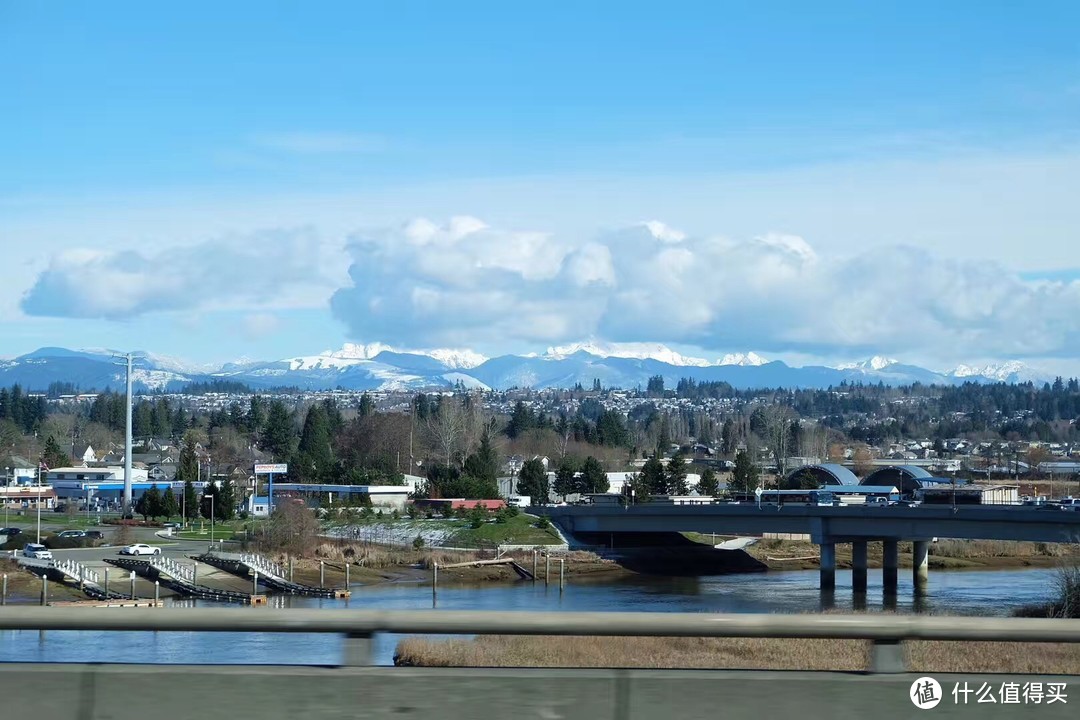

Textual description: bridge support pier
[851,541,868,594]
[913,540,929,594]
[819,541,835,591]
[882,540,898,595]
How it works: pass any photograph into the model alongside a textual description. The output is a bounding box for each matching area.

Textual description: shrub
[413,535,426,550]
[536,515,551,530]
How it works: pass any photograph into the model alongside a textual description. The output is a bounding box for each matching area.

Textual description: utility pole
[113,352,135,519]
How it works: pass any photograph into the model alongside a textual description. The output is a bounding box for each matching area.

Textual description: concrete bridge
[545,503,1080,594]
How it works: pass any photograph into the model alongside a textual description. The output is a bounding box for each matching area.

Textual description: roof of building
[788,463,859,486]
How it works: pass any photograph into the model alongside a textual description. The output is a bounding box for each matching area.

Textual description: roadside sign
[254,464,288,475]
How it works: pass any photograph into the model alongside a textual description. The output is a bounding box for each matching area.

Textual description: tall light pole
[123,353,134,518]
[36,462,42,543]
[209,494,215,545]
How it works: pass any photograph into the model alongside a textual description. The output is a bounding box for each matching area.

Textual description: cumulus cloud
[330,216,1080,360]
[21,227,343,319]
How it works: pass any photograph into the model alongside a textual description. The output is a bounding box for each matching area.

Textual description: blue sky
[3,1,1080,371]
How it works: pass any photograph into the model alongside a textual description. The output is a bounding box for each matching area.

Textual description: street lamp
[36,463,42,544]
[209,494,215,546]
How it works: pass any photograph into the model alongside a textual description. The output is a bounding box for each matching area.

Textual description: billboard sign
[254,464,288,475]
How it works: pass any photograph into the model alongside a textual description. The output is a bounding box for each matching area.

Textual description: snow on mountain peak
[422,348,488,369]
[837,356,899,371]
[949,361,1038,382]
[544,341,711,367]
[717,352,769,367]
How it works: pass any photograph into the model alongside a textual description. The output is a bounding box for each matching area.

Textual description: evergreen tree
[183,479,199,520]
[553,457,579,499]
[263,400,294,461]
[639,455,667,496]
[41,434,69,470]
[219,476,236,521]
[161,486,178,520]
[729,450,760,494]
[295,405,334,482]
[201,483,221,520]
[517,458,549,503]
[358,392,376,417]
[664,448,689,495]
[176,433,199,483]
[463,432,500,485]
[506,401,535,439]
[578,456,609,494]
[247,395,266,434]
[696,467,720,497]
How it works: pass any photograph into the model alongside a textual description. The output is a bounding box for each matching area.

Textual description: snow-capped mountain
[718,352,769,367]
[836,356,899,372]
[544,341,712,367]
[948,361,1047,384]
[0,344,1061,393]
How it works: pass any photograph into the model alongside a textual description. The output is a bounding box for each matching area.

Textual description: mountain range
[0,344,1059,394]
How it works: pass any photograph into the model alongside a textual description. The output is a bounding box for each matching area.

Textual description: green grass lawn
[449,513,563,547]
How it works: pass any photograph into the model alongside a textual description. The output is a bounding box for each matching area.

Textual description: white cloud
[241,313,281,338]
[330,216,1080,361]
[21,227,346,319]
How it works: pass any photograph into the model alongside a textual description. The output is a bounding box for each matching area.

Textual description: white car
[119,543,161,556]
[22,543,53,560]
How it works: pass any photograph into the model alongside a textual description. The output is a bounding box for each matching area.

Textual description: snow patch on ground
[325,520,462,547]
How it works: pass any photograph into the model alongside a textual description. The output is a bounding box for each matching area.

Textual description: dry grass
[931,539,1074,559]
[394,634,1080,674]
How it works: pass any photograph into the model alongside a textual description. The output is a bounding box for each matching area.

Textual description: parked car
[0,527,22,537]
[118,543,160,556]
[162,522,181,529]
[56,530,86,539]
[1058,497,1079,511]
[22,543,53,560]
[84,530,105,540]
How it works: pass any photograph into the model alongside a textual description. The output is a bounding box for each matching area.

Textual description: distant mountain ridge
[0,344,1059,393]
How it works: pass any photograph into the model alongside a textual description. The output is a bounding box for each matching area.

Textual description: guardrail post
[545,552,550,587]
[559,558,565,593]
[320,561,325,588]
[432,562,438,607]
[192,562,197,586]
[79,565,85,593]
[130,571,136,601]
[1,573,6,606]
[104,568,109,597]
[345,563,350,589]
[289,555,294,582]
[342,632,374,666]
[154,581,160,604]
[253,571,259,595]
[40,574,47,606]
[871,640,906,673]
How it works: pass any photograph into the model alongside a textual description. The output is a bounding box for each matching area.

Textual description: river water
[0,567,1062,666]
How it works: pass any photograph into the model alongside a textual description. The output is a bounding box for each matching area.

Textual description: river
[0,567,1062,666]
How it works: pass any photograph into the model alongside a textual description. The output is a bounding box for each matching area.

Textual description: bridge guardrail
[1,608,1079,673]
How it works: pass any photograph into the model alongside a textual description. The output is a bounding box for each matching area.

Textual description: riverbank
[728,537,1079,572]
[394,634,1080,674]
[0,559,85,604]
[275,546,634,587]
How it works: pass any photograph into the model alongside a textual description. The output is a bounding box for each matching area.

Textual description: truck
[507,496,531,508]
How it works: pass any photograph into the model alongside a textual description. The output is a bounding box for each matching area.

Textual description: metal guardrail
[2,608,1079,672]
